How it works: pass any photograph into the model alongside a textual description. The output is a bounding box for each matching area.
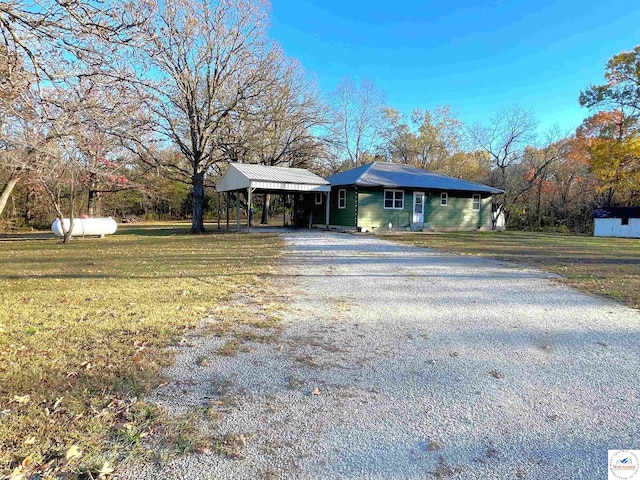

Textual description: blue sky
[269,0,640,135]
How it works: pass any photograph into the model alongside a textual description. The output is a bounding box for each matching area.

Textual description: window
[440,192,448,206]
[472,194,481,210]
[414,194,423,214]
[338,189,346,209]
[384,189,404,209]
[315,192,323,205]
[622,217,629,225]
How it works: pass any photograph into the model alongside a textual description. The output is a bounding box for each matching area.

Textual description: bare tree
[469,105,538,190]
[380,107,414,164]
[62,78,143,216]
[513,128,570,225]
[467,105,538,225]
[328,77,385,168]
[244,58,326,168]
[0,44,31,217]
[0,0,143,83]
[1,86,82,242]
[0,1,145,222]
[37,145,83,244]
[221,56,327,223]
[120,0,278,233]
[0,150,26,217]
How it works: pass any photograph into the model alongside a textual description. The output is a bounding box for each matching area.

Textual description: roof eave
[332,183,504,194]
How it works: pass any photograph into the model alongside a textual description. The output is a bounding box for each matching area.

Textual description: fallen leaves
[8,455,33,480]
[9,467,26,480]
[0,229,284,476]
[65,445,82,462]
[98,460,114,479]
[11,394,30,405]
[426,440,444,451]
[80,361,93,370]
[23,437,36,446]
[213,432,253,459]
[52,396,64,411]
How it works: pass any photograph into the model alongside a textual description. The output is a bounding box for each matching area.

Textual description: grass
[389,231,640,309]
[0,222,283,478]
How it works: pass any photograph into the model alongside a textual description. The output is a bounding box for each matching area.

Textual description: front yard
[0,224,283,478]
[390,231,640,309]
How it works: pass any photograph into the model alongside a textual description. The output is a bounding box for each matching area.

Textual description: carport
[216,163,332,231]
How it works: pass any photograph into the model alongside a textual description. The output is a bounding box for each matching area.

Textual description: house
[593,207,640,238]
[306,162,503,232]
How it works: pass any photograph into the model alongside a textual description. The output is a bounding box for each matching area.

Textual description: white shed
[593,207,640,239]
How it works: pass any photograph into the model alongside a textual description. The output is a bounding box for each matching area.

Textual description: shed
[593,207,640,238]
[315,162,504,232]
[216,163,331,229]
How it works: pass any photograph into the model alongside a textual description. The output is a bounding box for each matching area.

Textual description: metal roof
[593,207,640,218]
[326,162,504,194]
[216,163,331,193]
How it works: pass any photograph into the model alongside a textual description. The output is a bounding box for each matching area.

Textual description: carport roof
[216,163,331,193]
[326,162,504,194]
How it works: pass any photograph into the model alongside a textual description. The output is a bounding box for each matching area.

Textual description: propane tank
[51,217,118,237]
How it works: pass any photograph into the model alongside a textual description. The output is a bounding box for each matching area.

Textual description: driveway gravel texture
[120,231,640,480]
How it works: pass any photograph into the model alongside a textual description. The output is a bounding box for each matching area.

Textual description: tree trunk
[0,168,21,217]
[261,193,270,225]
[500,165,507,191]
[60,193,76,244]
[191,171,206,233]
[63,218,74,244]
[536,183,542,228]
[87,172,101,216]
[606,187,614,207]
[58,203,75,244]
[24,188,35,224]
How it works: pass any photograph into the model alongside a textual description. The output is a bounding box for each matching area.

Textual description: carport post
[226,192,229,230]
[236,190,240,232]
[283,194,286,227]
[325,191,330,229]
[247,187,253,232]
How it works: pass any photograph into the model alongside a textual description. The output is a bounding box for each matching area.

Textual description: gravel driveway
[122,231,640,479]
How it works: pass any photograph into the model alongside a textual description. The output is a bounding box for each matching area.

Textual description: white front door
[412,192,425,224]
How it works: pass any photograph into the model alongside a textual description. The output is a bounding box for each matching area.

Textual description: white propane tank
[51,217,118,237]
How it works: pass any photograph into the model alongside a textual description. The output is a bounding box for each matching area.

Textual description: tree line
[1,1,639,240]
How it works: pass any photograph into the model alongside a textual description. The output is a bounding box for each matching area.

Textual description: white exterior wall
[593,218,640,238]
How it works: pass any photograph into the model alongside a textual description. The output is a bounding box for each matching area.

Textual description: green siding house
[313,162,503,232]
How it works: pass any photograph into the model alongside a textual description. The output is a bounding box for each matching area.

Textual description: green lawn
[0,223,283,478]
[389,231,640,310]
